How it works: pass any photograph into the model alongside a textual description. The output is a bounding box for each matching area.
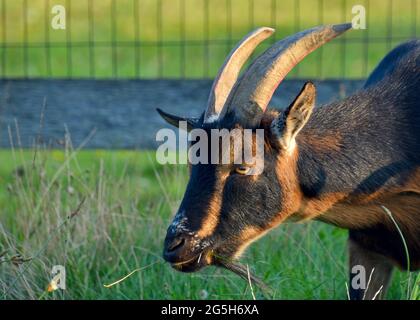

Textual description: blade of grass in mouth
[215,258,273,298]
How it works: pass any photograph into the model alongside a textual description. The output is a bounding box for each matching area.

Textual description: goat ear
[270,82,316,151]
[157,108,197,132]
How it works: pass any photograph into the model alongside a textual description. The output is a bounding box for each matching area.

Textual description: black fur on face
[162,117,283,272]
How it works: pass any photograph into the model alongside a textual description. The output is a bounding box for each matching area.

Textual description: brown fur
[234,226,268,259]
[197,172,226,238]
[300,129,343,153]
[270,143,302,227]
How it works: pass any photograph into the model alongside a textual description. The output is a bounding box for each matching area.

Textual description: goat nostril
[167,237,186,253]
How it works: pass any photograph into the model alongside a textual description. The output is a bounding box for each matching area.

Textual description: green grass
[0,0,419,79]
[0,148,418,299]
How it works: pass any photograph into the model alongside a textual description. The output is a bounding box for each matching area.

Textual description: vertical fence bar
[203,0,209,77]
[226,0,232,51]
[23,0,28,78]
[157,0,163,77]
[412,0,417,38]
[180,0,186,78]
[317,0,323,78]
[44,0,51,77]
[362,0,369,77]
[294,0,300,77]
[134,0,140,78]
[247,0,254,62]
[111,0,117,78]
[66,0,72,78]
[341,0,346,78]
[248,0,254,30]
[387,0,393,50]
[88,0,95,78]
[270,0,276,44]
[1,0,6,77]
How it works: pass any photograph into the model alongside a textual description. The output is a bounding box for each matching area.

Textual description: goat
[157,23,420,299]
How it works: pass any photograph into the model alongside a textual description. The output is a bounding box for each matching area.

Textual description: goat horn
[203,27,274,123]
[225,23,352,124]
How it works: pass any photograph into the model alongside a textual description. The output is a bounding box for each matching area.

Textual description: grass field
[0,147,418,300]
[1,0,419,78]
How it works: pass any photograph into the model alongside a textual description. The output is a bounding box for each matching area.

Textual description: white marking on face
[169,211,212,251]
[170,211,191,234]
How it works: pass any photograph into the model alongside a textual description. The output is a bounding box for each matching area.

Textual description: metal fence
[0,0,418,79]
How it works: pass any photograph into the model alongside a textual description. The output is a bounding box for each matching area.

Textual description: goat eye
[235,166,250,175]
